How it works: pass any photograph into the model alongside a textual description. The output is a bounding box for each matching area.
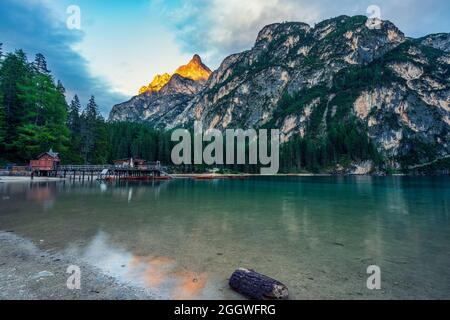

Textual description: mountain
[173,54,212,82]
[138,73,171,94]
[109,55,212,123]
[137,54,212,95]
[110,15,449,172]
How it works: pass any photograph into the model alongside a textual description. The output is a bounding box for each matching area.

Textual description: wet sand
[0,231,156,300]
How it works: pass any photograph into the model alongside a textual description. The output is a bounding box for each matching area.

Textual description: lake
[0,176,449,299]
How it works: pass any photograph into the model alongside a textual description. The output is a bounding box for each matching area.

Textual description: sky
[0,0,449,115]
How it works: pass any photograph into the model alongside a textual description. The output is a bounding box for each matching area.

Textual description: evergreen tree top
[57,80,66,94]
[33,53,50,74]
[70,95,81,109]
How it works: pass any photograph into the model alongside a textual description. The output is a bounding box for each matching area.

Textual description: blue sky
[0,0,449,115]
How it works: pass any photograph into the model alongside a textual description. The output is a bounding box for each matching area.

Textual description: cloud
[161,0,450,67]
[0,0,128,115]
[165,0,322,65]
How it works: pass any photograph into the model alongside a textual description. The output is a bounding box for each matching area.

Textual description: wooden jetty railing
[31,162,170,181]
[58,165,114,171]
[58,163,166,172]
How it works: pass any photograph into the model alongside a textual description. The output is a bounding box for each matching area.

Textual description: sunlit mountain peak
[174,54,212,82]
[139,73,171,94]
[139,55,212,94]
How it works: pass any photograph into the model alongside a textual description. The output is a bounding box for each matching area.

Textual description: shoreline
[170,173,357,179]
[0,231,157,300]
[0,173,423,184]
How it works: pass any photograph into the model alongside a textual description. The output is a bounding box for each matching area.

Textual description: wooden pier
[32,162,170,181]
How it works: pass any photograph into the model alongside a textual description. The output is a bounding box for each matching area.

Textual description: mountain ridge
[109,15,449,172]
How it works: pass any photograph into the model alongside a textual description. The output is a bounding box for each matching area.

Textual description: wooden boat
[194,175,217,180]
[109,175,172,181]
[152,176,172,181]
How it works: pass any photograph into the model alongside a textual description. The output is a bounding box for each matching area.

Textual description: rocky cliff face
[110,15,449,170]
[420,33,450,53]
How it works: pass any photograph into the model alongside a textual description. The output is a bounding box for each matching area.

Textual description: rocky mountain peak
[175,54,212,82]
[138,54,212,95]
[191,54,202,63]
[138,73,171,95]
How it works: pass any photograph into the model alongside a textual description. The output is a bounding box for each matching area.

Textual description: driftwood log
[229,268,289,300]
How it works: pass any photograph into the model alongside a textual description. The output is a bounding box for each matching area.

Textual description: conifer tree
[0,44,5,150]
[0,90,5,149]
[33,53,50,74]
[68,95,81,133]
[0,51,68,161]
[0,50,32,159]
[80,95,108,164]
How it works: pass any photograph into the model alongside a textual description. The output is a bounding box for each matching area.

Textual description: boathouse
[30,149,61,176]
[30,149,60,172]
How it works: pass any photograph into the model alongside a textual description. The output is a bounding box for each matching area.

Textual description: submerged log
[229,268,289,300]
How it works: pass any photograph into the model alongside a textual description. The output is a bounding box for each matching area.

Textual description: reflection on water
[0,177,449,299]
[66,230,210,299]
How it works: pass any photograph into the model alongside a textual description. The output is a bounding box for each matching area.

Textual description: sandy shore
[0,176,68,183]
[0,176,102,183]
[0,231,156,300]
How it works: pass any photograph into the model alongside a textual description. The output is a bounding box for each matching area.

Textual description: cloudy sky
[1,0,449,115]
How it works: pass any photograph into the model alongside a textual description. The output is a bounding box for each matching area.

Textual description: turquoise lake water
[0,176,449,299]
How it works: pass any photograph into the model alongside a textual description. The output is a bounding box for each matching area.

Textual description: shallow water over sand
[1,176,449,299]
